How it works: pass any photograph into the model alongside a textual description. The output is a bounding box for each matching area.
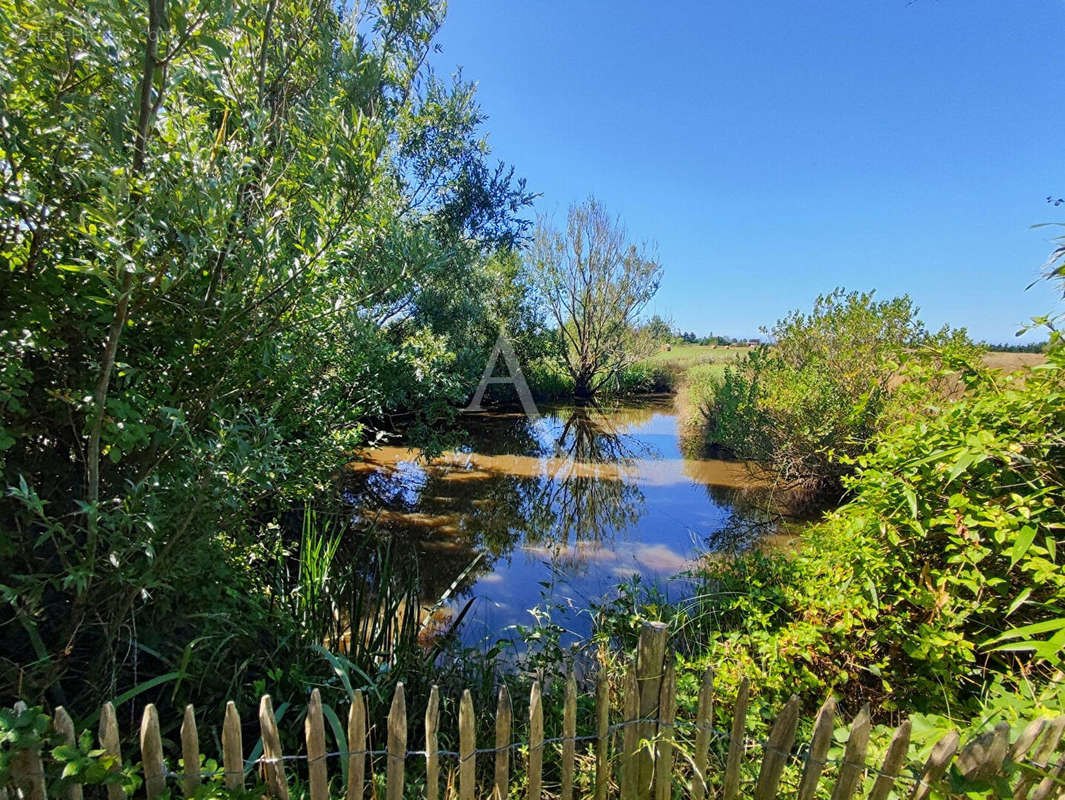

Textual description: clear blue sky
[431,0,1065,343]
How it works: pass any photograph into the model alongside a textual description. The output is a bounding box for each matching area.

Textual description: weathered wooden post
[653,660,677,800]
[139,704,166,800]
[494,685,512,800]
[459,690,475,800]
[222,702,243,792]
[54,707,82,800]
[306,690,328,800]
[387,683,406,800]
[259,695,290,800]
[620,665,639,800]
[528,681,543,800]
[691,667,714,800]
[180,704,200,798]
[722,678,749,800]
[635,620,668,800]
[594,671,610,800]
[7,703,44,800]
[98,702,123,800]
[424,687,439,800]
[561,672,577,800]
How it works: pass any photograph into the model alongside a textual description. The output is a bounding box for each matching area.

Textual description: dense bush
[692,289,980,501]
[600,337,1065,723]
[526,359,576,400]
[524,352,676,401]
[0,0,533,719]
[598,362,677,396]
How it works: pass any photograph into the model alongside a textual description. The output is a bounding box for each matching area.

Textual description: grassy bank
[681,348,1051,447]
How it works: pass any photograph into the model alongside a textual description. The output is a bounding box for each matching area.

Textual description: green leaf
[946,451,985,485]
[1010,526,1037,569]
[1006,589,1032,617]
[198,35,230,62]
[320,703,348,784]
[81,672,185,730]
[314,645,354,700]
[902,486,918,520]
[983,617,1065,648]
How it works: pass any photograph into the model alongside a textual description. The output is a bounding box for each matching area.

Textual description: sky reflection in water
[344,398,770,645]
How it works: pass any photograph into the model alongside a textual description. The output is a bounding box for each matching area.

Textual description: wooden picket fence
[5,622,1065,800]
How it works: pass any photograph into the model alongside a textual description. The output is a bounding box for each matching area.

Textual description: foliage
[610,362,677,395]
[693,288,981,501]
[645,314,673,343]
[598,336,1065,724]
[1037,221,1065,290]
[525,359,576,401]
[526,356,676,400]
[1,705,145,797]
[527,198,662,398]
[0,0,533,721]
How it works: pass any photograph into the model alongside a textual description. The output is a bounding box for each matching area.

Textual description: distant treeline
[675,332,756,346]
[983,340,1049,353]
[646,315,758,346]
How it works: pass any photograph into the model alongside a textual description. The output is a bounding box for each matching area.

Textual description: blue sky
[431,0,1065,343]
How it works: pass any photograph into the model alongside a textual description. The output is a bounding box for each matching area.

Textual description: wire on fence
[162,710,1061,793]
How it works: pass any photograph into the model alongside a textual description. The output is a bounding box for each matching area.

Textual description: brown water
[342,397,774,644]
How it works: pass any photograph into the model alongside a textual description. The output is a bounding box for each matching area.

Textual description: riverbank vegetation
[3,0,1064,793]
[608,276,1065,737]
[685,289,983,504]
[0,0,543,724]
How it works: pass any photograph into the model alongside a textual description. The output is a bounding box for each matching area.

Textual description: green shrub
[694,289,980,500]
[526,359,575,400]
[608,362,677,395]
[525,359,675,400]
[599,338,1065,720]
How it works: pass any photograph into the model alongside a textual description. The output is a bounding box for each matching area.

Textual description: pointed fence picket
[5,623,1064,800]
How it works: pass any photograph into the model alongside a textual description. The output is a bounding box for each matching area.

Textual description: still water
[344,398,772,645]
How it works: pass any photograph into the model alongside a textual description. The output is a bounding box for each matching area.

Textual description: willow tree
[529,198,662,398]
[0,0,530,710]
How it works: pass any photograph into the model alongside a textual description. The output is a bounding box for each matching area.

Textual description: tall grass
[274,507,482,712]
[295,506,344,631]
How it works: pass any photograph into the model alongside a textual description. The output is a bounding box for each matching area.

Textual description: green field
[644,343,753,368]
[647,343,1046,374]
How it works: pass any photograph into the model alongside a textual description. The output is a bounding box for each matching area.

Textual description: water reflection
[341,398,774,642]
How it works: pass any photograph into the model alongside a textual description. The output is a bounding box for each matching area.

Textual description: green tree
[0,0,530,710]
[646,314,673,343]
[527,197,662,399]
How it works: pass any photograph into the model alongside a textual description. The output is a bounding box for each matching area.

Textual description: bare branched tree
[528,197,662,398]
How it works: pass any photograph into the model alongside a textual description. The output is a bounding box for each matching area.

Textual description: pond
[343,397,776,646]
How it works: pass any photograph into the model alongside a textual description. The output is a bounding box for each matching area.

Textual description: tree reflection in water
[337,398,777,641]
[344,403,651,582]
[529,403,650,553]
